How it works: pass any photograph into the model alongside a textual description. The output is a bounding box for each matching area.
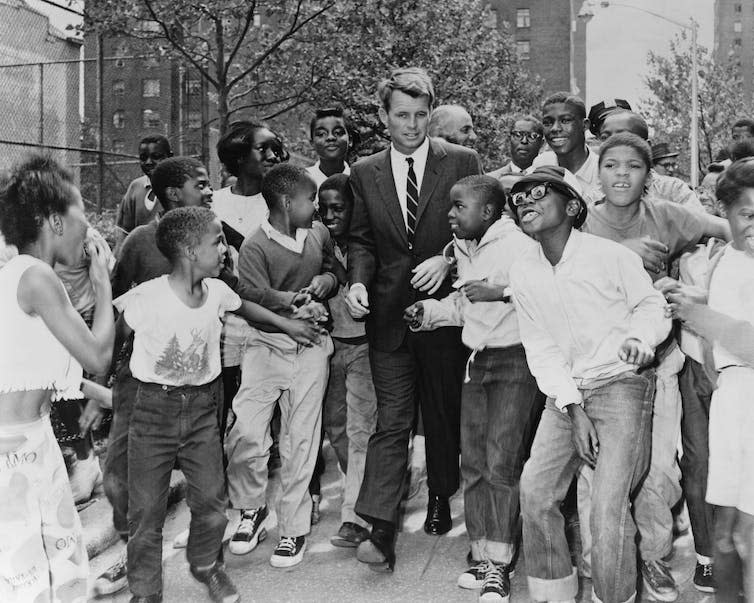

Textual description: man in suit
[345,67,482,571]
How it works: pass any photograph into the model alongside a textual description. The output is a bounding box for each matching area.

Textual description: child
[667,158,754,601]
[317,174,377,548]
[115,206,320,602]
[225,164,337,568]
[583,132,730,601]
[95,156,215,597]
[305,107,351,190]
[404,175,543,602]
[508,165,671,603]
[531,92,601,202]
[114,134,173,256]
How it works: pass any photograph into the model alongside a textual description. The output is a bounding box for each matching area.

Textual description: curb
[81,470,187,559]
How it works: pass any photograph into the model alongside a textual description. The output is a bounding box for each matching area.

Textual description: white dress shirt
[260,218,308,254]
[389,137,430,229]
[305,161,351,190]
[510,229,671,410]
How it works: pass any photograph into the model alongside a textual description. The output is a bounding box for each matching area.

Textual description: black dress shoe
[356,527,396,572]
[424,494,451,535]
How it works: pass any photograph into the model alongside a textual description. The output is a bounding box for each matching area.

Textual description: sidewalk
[85,444,713,602]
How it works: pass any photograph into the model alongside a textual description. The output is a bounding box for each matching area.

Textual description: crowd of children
[0,66,753,603]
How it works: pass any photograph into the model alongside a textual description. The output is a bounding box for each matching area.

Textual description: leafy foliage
[641,33,751,177]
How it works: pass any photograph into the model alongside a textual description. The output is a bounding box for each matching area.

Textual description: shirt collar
[312,160,351,175]
[260,218,308,252]
[536,228,583,267]
[390,136,430,166]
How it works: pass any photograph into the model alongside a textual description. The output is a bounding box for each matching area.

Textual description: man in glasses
[489,115,544,178]
[531,92,601,203]
[428,104,478,148]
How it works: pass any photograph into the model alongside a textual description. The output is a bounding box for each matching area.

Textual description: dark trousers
[103,357,137,538]
[127,378,227,597]
[356,327,465,526]
[678,357,716,557]
[461,346,544,550]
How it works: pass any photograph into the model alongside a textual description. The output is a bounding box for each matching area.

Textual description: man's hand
[622,236,669,274]
[79,398,105,435]
[568,404,598,468]
[618,337,655,367]
[403,302,424,329]
[462,280,507,303]
[302,275,331,300]
[410,256,450,295]
[290,292,312,308]
[345,285,370,318]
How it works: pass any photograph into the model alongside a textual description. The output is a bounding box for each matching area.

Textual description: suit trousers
[355,327,466,526]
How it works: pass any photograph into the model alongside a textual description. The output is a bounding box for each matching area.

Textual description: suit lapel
[375,151,408,245]
[416,138,446,225]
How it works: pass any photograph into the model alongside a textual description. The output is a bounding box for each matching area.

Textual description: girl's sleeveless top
[0,255,83,400]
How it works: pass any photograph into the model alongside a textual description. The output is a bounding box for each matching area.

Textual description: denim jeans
[103,354,137,539]
[461,345,543,564]
[521,370,654,603]
[323,339,377,526]
[127,378,227,597]
[678,357,715,557]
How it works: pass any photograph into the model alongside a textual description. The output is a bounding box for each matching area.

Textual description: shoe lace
[483,562,505,590]
[702,563,713,577]
[238,508,261,533]
[276,536,297,554]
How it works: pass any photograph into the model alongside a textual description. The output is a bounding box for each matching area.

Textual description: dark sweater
[237,221,337,313]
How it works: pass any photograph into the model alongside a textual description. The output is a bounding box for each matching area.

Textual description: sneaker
[311,494,321,525]
[693,562,716,593]
[458,559,488,589]
[330,522,370,548]
[270,535,306,568]
[190,563,239,603]
[479,562,511,602]
[94,548,128,596]
[641,559,679,602]
[229,506,268,555]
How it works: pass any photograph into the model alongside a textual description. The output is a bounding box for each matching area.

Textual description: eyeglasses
[510,183,553,206]
[510,130,542,143]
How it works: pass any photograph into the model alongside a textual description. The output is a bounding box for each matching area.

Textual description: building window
[188,111,202,129]
[734,21,743,32]
[187,79,202,95]
[253,12,261,27]
[734,37,743,48]
[113,111,125,129]
[516,40,531,61]
[516,8,531,28]
[142,109,161,129]
[112,139,126,154]
[735,3,742,12]
[142,79,160,98]
[112,80,125,96]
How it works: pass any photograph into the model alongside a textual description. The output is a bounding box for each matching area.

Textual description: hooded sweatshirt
[416,215,536,351]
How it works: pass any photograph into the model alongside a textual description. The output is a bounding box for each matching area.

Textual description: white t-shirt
[211,187,269,239]
[305,161,351,190]
[532,147,601,203]
[114,275,242,386]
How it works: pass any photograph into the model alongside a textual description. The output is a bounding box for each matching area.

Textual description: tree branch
[224,1,258,77]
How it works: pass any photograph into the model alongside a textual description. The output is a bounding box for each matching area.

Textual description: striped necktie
[406,157,418,240]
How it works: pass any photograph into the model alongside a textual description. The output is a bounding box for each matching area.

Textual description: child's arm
[304,225,339,300]
[231,300,322,346]
[461,280,509,303]
[404,291,465,332]
[699,213,731,242]
[236,240,306,311]
[110,231,139,299]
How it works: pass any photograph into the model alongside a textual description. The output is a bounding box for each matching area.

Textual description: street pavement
[88,443,715,603]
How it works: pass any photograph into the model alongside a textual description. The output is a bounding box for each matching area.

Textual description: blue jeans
[521,370,654,603]
[461,345,543,563]
[127,378,227,597]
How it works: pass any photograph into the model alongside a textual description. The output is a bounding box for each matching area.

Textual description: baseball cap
[588,99,632,137]
[508,166,588,229]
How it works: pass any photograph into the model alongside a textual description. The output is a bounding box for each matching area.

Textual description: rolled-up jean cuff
[527,567,578,602]
[486,540,514,565]
[592,588,636,603]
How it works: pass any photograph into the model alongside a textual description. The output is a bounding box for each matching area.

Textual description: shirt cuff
[350,282,367,295]
[554,389,584,412]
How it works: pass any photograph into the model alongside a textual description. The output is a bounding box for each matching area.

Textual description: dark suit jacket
[348,137,483,352]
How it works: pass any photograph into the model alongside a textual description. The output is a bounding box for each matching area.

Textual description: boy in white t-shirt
[114,207,320,602]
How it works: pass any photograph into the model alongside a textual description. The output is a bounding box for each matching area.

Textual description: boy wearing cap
[508,166,671,603]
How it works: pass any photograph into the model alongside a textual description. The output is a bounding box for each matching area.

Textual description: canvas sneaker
[93,548,128,596]
[479,562,511,603]
[270,535,306,568]
[229,505,268,555]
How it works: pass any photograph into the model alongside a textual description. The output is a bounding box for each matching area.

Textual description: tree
[288,0,543,168]
[641,33,751,178]
[82,0,335,136]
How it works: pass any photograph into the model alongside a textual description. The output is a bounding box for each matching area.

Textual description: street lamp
[579,1,700,186]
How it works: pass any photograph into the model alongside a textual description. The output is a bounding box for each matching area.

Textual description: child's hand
[618,337,655,367]
[622,236,669,274]
[567,404,598,468]
[284,318,321,346]
[302,275,331,300]
[86,236,113,294]
[292,301,329,323]
[666,292,704,323]
[78,398,105,435]
[290,292,312,309]
[462,280,506,303]
[402,302,424,328]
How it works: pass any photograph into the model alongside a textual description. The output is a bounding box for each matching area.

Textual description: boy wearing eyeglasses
[404,174,542,601]
[507,165,671,603]
[489,116,544,178]
[531,92,601,203]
